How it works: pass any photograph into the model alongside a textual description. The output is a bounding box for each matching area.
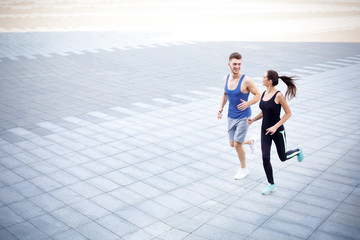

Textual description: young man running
[217,52,261,179]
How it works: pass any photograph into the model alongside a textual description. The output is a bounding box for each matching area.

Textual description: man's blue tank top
[225,74,251,119]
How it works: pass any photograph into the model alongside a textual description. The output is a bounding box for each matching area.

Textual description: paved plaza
[1,1,360,240]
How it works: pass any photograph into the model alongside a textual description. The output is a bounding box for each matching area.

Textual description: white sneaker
[249,137,257,154]
[234,168,249,180]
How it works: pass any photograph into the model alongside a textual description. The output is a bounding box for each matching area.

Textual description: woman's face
[262,72,271,86]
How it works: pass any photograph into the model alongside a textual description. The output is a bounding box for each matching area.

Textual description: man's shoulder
[243,75,254,84]
[222,74,229,83]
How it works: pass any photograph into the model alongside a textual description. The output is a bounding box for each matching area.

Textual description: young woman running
[247,70,304,195]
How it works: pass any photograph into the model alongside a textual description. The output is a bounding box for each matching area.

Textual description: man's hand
[237,99,250,111]
[217,109,223,119]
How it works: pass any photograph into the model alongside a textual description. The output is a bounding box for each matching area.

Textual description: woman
[247,70,304,195]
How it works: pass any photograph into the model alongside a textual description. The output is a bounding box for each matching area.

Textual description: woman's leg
[274,129,301,161]
[261,129,274,184]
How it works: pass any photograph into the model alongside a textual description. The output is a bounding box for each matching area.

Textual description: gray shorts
[228,117,249,143]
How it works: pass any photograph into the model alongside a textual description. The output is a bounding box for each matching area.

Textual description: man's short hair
[229,52,242,61]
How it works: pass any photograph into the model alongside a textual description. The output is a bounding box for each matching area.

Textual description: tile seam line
[303,142,360,239]
[224,131,359,238]
[0,41,204,62]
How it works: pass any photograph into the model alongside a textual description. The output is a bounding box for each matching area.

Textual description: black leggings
[261,127,300,184]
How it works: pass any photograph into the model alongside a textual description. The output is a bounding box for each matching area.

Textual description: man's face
[228,58,242,74]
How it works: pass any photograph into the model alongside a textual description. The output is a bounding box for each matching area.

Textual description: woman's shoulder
[275,91,285,103]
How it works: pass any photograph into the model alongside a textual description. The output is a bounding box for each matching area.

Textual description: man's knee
[234,141,243,148]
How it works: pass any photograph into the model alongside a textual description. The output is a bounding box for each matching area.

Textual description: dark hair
[229,52,242,61]
[267,70,297,100]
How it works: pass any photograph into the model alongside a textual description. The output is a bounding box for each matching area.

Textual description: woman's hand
[266,126,278,135]
[247,118,254,125]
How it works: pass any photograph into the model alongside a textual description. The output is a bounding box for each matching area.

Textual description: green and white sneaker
[262,184,276,195]
[297,145,304,162]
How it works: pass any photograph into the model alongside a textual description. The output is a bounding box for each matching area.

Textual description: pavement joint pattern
[1,1,360,240]
[1,39,360,239]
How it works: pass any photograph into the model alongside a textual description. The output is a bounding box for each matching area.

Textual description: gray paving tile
[272,208,323,230]
[122,229,155,240]
[317,220,360,240]
[28,175,62,192]
[335,202,360,217]
[11,180,44,198]
[153,194,192,213]
[126,181,163,199]
[208,215,258,236]
[0,156,23,169]
[164,211,205,233]
[116,206,158,228]
[170,188,209,205]
[302,185,349,202]
[311,178,356,195]
[292,192,342,210]
[0,187,25,205]
[219,206,268,226]
[91,193,128,212]
[157,228,190,240]
[49,187,85,205]
[109,187,146,205]
[96,214,138,237]
[75,221,119,240]
[29,213,70,236]
[28,147,58,160]
[136,200,176,220]
[261,217,315,239]
[53,229,88,240]
[51,206,91,228]
[0,170,24,185]
[120,166,154,181]
[231,197,279,217]
[7,221,48,240]
[102,170,137,186]
[70,199,110,221]
[82,161,113,175]
[192,223,245,240]
[29,193,66,212]
[64,166,97,180]
[142,221,172,238]
[249,227,302,240]
[47,170,80,186]
[0,206,25,227]
[283,200,332,219]
[308,230,345,240]
[68,181,102,198]
[0,229,18,240]
[8,200,46,220]
[29,160,60,174]
[326,211,360,229]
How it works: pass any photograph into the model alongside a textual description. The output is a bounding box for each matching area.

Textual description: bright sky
[1,0,360,42]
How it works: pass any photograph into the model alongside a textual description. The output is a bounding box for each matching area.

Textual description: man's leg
[233,140,249,179]
[234,141,246,168]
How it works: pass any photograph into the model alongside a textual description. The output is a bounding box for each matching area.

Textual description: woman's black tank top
[259,91,284,131]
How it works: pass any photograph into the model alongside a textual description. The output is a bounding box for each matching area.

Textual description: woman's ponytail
[267,70,297,100]
[279,75,297,100]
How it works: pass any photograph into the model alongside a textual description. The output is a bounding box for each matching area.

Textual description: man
[217,52,261,179]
